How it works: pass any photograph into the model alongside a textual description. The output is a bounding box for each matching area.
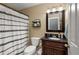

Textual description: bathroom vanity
[43,9,68,55]
[41,34,68,55]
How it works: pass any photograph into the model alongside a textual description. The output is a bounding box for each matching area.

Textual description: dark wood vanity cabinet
[41,38,68,55]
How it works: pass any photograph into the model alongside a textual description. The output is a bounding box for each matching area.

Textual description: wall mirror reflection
[46,10,65,32]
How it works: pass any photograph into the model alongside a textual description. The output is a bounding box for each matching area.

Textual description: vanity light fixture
[46,7,64,13]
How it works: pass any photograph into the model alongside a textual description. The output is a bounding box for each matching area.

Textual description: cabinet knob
[64,44,69,48]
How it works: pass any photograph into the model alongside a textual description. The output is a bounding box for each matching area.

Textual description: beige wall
[21,3,69,38]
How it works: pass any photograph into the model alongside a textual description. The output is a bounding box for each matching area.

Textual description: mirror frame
[46,10,65,32]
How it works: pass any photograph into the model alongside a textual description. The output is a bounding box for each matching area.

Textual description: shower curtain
[0,4,29,55]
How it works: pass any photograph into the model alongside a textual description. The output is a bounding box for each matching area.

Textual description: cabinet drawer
[43,40,65,49]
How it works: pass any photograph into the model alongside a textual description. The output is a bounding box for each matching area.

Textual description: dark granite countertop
[41,37,68,43]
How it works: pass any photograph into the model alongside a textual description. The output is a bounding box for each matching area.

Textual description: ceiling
[3,3,41,10]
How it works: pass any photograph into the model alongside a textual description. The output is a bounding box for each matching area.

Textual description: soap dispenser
[58,33,61,38]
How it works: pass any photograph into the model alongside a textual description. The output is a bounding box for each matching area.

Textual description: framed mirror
[46,10,65,32]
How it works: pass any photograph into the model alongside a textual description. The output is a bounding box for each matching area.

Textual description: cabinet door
[42,46,54,55]
[53,48,66,55]
[42,40,67,55]
[43,46,66,55]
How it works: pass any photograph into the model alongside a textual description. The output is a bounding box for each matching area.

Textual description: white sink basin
[48,37,60,40]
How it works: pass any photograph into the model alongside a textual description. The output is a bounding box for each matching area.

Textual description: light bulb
[52,8,56,12]
[46,9,51,13]
[58,7,63,11]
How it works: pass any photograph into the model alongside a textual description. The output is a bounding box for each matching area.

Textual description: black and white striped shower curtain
[0,4,29,55]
